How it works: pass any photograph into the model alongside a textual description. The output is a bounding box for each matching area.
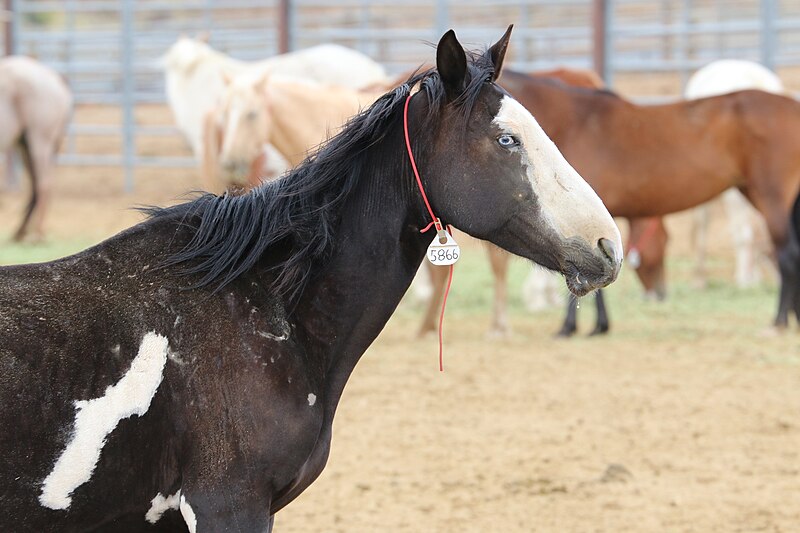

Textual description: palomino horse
[161,36,388,188]
[498,70,800,329]
[420,69,668,337]
[0,56,72,241]
[687,60,782,289]
[207,75,384,189]
[0,28,623,531]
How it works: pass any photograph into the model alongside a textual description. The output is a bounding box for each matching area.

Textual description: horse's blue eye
[497,134,518,147]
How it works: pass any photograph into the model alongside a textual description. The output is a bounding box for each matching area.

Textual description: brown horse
[0,56,72,241]
[500,70,800,328]
[420,69,668,337]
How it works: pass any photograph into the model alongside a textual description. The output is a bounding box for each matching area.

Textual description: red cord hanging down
[403,93,453,372]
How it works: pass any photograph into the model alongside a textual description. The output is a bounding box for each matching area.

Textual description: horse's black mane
[146,48,498,303]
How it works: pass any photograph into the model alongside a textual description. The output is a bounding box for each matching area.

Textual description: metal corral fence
[2,0,800,191]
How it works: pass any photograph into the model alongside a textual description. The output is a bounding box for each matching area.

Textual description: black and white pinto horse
[0,28,622,532]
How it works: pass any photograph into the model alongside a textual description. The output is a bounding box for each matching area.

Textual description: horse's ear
[254,72,271,94]
[489,25,513,82]
[436,29,467,101]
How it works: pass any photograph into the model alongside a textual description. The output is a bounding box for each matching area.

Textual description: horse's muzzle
[564,237,622,296]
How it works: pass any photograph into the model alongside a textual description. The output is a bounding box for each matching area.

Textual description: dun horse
[161,36,388,188]
[498,70,800,330]
[0,28,622,531]
[204,75,384,191]
[0,56,72,242]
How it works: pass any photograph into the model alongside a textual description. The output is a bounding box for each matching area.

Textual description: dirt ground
[2,165,799,533]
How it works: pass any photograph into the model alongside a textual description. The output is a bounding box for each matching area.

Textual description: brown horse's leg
[690,204,710,289]
[487,245,511,337]
[418,262,447,338]
[12,132,40,242]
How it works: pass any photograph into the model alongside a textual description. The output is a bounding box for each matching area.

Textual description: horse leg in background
[631,217,669,300]
[200,110,224,194]
[779,192,800,327]
[12,132,40,242]
[590,289,609,335]
[522,267,562,311]
[722,188,761,287]
[557,294,579,337]
[487,245,511,337]
[418,262,447,338]
[247,151,267,188]
[775,243,798,328]
[691,202,711,289]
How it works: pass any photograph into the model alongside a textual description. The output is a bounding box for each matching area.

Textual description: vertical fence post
[761,0,776,70]
[678,0,691,89]
[278,0,291,53]
[3,0,12,55]
[120,0,135,192]
[435,0,448,38]
[593,0,612,84]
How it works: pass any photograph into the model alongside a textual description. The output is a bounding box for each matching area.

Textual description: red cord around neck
[403,93,452,371]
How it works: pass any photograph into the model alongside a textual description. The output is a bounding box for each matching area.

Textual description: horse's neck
[291,147,428,417]
[267,83,372,166]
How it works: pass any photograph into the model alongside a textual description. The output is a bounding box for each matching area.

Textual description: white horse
[686,59,783,288]
[0,56,72,242]
[160,36,389,188]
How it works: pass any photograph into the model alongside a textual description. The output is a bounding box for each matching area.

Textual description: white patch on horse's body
[257,329,289,342]
[145,490,181,524]
[492,95,622,256]
[38,332,170,510]
[180,495,198,533]
[307,393,316,406]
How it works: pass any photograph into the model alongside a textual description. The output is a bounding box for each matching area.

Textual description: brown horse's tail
[12,130,38,241]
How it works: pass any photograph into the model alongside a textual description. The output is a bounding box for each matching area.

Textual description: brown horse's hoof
[759,325,786,337]
[555,326,576,339]
[485,326,512,341]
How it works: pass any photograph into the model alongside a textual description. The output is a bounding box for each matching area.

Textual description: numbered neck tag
[427,229,460,265]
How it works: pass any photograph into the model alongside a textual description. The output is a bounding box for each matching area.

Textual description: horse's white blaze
[307,393,317,406]
[39,332,170,510]
[180,495,198,533]
[146,490,181,524]
[493,95,622,258]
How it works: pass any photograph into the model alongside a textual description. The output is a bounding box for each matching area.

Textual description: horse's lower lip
[566,277,595,297]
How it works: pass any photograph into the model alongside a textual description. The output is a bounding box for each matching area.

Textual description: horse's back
[685,59,784,99]
[266,43,388,89]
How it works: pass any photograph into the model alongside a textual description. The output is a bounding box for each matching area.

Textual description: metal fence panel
[4,0,799,191]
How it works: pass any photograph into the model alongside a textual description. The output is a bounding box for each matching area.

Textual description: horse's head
[159,36,211,75]
[219,73,274,177]
[414,27,622,295]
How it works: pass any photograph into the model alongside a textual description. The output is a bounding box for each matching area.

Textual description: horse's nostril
[598,238,618,265]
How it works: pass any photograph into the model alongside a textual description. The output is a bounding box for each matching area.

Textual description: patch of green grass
[395,247,784,343]
[0,238,98,266]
